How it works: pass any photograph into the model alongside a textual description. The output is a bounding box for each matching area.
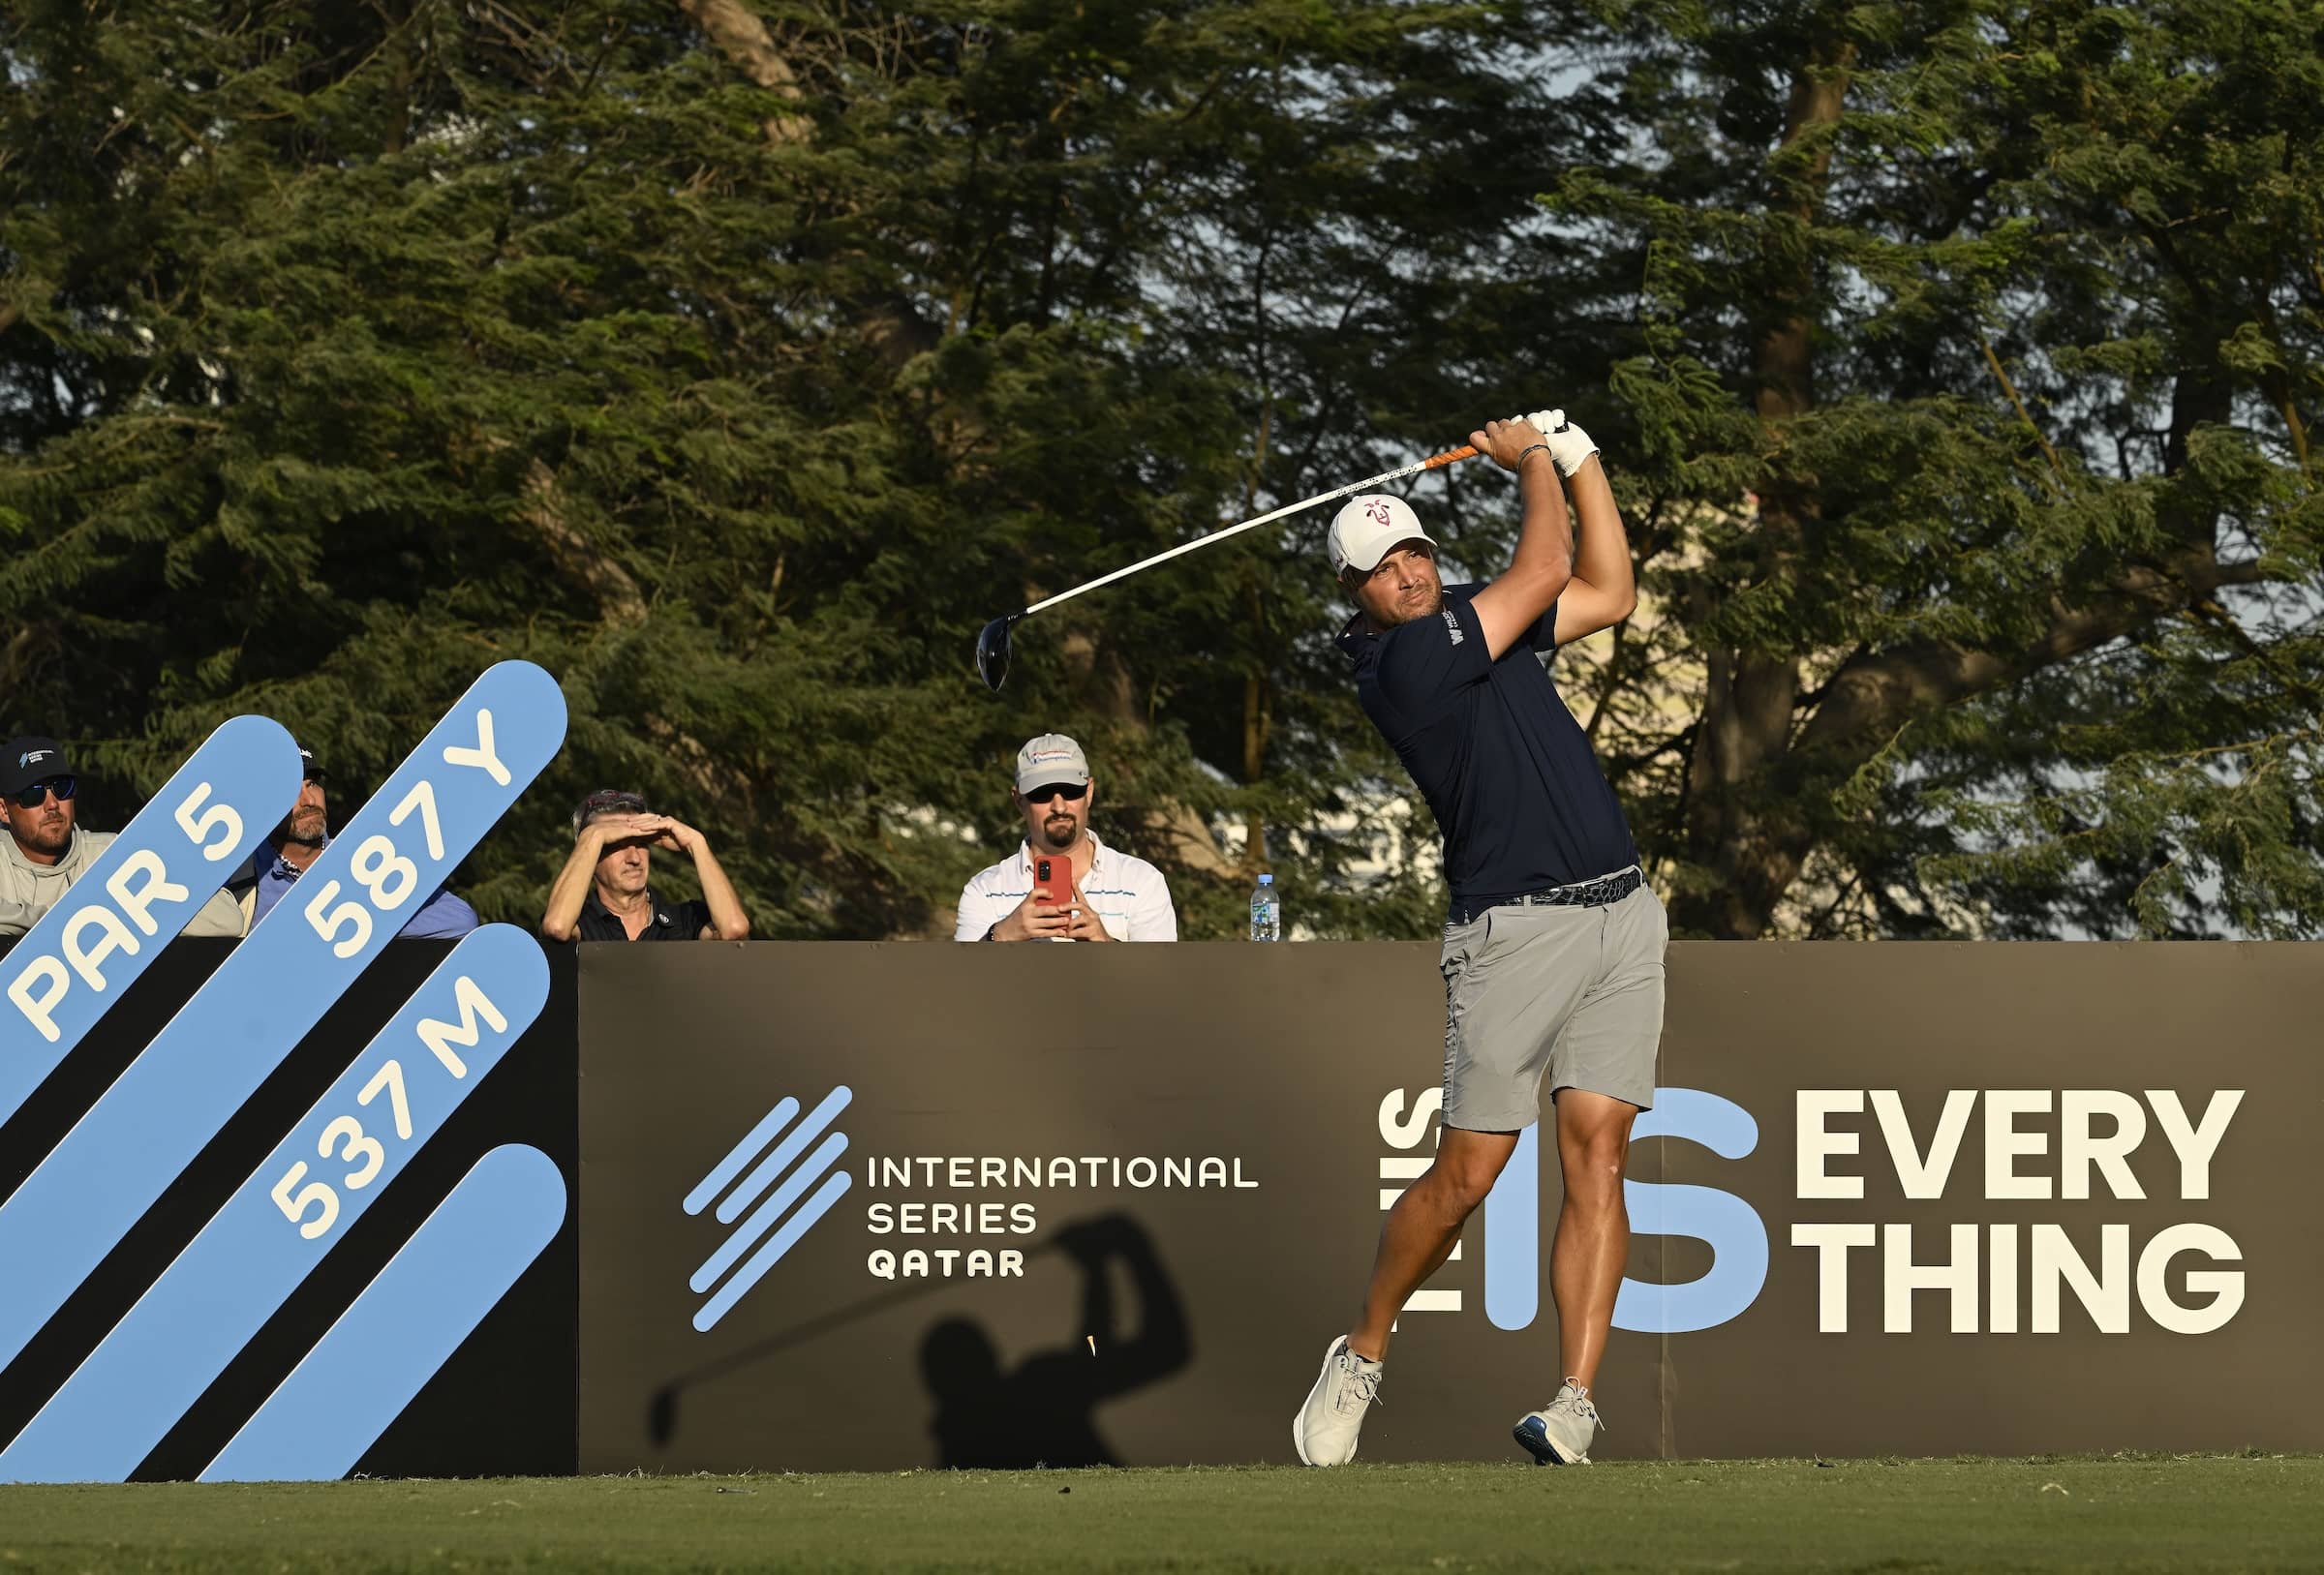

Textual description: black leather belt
[1447,867,1643,926]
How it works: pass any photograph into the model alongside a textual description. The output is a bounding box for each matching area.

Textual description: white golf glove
[1519,408,1599,477]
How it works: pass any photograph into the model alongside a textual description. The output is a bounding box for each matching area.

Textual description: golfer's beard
[1036,815,1080,851]
[287,814,326,847]
[1378,583,1443,627]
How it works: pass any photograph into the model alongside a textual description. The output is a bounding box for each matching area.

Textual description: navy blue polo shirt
[1339,583,1637,910]
[572,886,713,941]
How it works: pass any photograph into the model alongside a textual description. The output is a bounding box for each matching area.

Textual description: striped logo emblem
[683,1088,855,1332]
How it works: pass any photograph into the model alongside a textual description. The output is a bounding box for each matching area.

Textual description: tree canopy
[2,0,2317,939]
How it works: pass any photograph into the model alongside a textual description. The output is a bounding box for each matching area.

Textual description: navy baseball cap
[0,737,74,799]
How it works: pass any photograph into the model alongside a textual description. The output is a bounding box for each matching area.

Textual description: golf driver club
[974,409,1564,690]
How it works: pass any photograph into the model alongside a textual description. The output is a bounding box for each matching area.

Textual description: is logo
[1379,1085,1769,1336]
[682,1086,854,1332]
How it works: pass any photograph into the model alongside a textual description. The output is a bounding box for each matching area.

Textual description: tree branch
[672,0,811,147]
[517,457,646,626]
[1798,555,2269,757]
[1979,337,2064,487]
[675,0,937,372]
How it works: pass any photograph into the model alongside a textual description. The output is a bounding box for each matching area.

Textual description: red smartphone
[1032,856,1073,909]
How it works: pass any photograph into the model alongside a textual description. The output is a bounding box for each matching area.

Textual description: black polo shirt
[572,886,714,941]
[1339,583,1637,911]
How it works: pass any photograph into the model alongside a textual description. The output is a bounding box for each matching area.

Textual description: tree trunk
[1669,35,1853,938]
[1673,182,2249,938]
[1241,671,1270,873]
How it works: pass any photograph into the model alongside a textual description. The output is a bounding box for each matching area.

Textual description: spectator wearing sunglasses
[0,734,245,940]
[538,789,750,943]
[243,742,479,939]
[956,735,1177,942]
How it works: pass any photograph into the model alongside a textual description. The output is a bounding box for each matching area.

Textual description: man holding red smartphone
[955,735,1177,943]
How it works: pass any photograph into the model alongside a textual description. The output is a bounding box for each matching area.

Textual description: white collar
[1016,830,1105,874]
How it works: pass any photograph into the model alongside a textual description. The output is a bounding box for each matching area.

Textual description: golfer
[1293,411,1664,1468]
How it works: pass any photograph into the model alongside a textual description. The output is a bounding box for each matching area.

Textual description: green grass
[4,1457,2321,1572]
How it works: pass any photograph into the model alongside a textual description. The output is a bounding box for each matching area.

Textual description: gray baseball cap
[1015,734,1090,794]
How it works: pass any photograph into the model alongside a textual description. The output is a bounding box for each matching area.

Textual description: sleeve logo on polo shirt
[1442,608,1464,645]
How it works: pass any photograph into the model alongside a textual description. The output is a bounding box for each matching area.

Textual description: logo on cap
[19,750,50,769]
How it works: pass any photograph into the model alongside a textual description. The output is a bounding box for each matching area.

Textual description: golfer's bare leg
[1348,1128,1517,1361]
[1549,1089,1638,1390]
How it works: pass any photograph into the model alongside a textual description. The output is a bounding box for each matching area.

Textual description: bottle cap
[1258,873,1272,885]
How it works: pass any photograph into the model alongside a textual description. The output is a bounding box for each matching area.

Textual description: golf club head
[975,615,1019,692]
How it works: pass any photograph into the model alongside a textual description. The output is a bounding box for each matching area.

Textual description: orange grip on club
[1421,444,1480,469]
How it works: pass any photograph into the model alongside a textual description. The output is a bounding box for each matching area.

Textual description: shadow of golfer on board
[919,1212,1190,1469]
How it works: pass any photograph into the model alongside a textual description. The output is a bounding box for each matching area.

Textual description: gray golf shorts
[1438,880,1667,1130]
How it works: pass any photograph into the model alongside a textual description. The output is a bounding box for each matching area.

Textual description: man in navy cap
[243,741,479,938]
[0,734,244,938]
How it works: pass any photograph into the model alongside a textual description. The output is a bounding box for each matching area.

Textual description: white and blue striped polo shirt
[954,832,1177,942]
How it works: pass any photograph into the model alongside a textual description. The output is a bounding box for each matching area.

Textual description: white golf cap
[1328,494,1435,577]
[1015,734,1090,794]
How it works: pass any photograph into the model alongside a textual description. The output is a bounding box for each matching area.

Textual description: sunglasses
[1024,782,1087,804]
[9,775,76,810]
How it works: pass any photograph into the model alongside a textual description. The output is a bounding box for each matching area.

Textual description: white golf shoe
[1293,1336,1383,1466]
[1513,1380,1603,1466]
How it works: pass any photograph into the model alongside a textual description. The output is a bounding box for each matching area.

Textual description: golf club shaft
[1021,441,1482,618]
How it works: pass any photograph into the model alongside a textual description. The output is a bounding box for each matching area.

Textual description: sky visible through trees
[1,0,2317,939]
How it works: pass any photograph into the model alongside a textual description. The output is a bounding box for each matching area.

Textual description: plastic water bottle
[1249,873,1282,941]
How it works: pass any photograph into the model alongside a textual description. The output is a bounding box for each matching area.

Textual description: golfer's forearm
[1473,453,1576,654]
[1507,454,1575,595]
[691,846,751,940]
[1567,458,1635,611]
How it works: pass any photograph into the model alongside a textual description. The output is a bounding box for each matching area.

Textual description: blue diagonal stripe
[682,1098,799,1217]
[0,929,548,1483]
[0,715,299,1125]
[200,1145,567,1483]
[0,661,566,1377]
[693,1169,853,1333]
[716,1085,852,1225]
[688,1130,849,1295]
